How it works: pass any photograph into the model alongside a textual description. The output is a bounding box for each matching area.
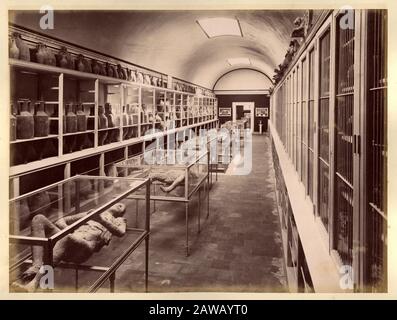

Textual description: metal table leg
[198,188,201,234]
[110,272,115,293]
[145,235,149,292]
[185,202,189,257]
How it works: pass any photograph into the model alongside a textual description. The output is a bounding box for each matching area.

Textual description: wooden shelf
[63,130,95,137]
[10,134,59,144]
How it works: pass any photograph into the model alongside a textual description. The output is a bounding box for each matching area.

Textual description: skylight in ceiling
[197,18,243,38]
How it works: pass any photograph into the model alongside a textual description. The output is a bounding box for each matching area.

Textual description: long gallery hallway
[107,134,287,292]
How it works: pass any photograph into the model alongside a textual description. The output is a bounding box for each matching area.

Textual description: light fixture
[197,18,243,38]
[227,57,251,66]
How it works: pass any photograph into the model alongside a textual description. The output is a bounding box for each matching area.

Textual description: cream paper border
[0,0,395,300]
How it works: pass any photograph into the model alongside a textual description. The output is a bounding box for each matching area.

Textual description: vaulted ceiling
[9,10,310,89]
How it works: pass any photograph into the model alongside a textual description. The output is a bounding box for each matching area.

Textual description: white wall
[214,69,272,92]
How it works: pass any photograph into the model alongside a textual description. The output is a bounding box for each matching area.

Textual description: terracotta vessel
[76,103,87,132]
[92,59,101,74]
[45,46,56,66]
[16,99,34,139]
[57,46,70,68]
[99,63,107,76]
[76,54,85,72]
[9,35,19,59]
[98,105,108,145]
[65,103,77,133]
[13,32,30,61]
[10,104,17,141]
[36,42,47,64]
[106,63,114,77]
[34,101,49,137]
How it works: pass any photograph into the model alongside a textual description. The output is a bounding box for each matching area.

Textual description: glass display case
[9,175,150,293]
[115,149,209,256]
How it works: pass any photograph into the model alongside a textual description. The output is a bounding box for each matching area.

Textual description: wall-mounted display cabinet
[8,28,218,207]
[270,10,387,292]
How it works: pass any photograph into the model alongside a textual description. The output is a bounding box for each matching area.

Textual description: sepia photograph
[0,0,394,302]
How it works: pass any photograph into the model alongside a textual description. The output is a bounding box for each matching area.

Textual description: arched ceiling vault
[9,10,307,89]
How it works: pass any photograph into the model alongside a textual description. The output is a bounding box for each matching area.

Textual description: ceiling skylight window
[227,57,251,66]
[197,18,243,38]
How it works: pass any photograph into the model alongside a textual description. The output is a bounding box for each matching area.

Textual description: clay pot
[45,46,56,66]
[126,69,132,81]
[144,74,151,85]
[9,35,20,59]
[131,70,137,82]
[99,63,107,76]
[10,104,17,141]
[34,101,49,137]
[105,103,116,143]
[106,63,114,77]
[76,103,87,132]
[105,103,115,128]
[36,42,47,64]
[117,64,126,80]
[13,32,30,61]
[65,103,77,133]
[57,46,70,68]
[16,99,34,139]
[76,54,85,72]
[98,105,108,146]
[137,72,144,83]
[122,105,129,140]
[92,59,101,74]
[84,58,92,73]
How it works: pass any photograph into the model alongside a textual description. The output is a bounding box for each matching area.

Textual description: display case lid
[9,175,148,240]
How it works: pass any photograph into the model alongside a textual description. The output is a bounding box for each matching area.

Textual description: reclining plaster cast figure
[11,203,127,292]
[147,166,200,193]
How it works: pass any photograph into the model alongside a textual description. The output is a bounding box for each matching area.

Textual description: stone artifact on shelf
[10,103,17,141]
[91,59,101,74]
[57,46,73,69]
[84,57,92,73]
[117,64,127,80]
[98,105,108,146]
[76,103,87,132]
[9,35,20,59]
[16,99,34,140]
[144,74,151,85]
[65,103,77,133]
[99,62,107,76]
[34,101,49,137]
[76,54,86,72]
[35,42,47,64]
[130,70,137,82]
[137,71,144,84]
[45,46,57,66]
[11,202,127,292]
[13,32,30,61]
[106,62,114,77]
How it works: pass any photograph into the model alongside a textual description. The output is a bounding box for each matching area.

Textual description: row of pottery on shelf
[9,32,167,87]
[12,99,50,141]
[64,103,88,133]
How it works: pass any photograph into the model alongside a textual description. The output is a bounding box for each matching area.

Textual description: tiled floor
[77,133,287,293]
